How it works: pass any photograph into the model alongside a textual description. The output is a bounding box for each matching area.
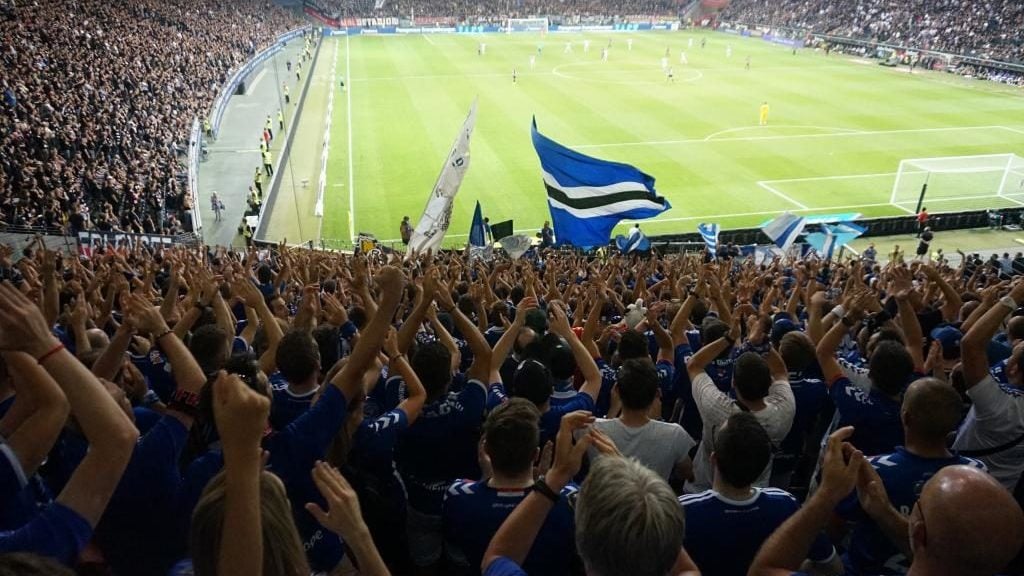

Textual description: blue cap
[930,325,963,359]
[771,318,800,345]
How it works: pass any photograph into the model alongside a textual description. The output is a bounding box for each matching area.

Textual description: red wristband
[36,343,65,365]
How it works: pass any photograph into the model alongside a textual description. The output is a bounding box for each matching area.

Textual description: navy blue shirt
[829,376,904,456]
[778,366,831,466]
[443,480,577,576]
[270,383,319,431]
[396,380,487,516]
[837,448,985,575]
[0,502,92,565]
[680,488,834,576]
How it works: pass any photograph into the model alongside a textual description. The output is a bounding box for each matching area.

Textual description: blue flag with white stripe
[806,221,865,259]
[761,212,807,253]
[697,223,719,257]
[615,226,651,253]
[531,118,671,248]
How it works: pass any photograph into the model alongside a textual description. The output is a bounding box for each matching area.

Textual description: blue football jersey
[837,447,986,575]
[444,480,577,576]
[679,488,834,576]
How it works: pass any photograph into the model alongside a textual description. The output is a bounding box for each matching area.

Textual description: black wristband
[841,316,855,327]
[533,477,560,503]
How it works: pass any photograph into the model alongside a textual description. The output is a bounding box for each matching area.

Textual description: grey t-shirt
[590,418,696,480]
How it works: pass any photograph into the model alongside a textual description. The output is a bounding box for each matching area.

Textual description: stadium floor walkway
[197,37,308,248]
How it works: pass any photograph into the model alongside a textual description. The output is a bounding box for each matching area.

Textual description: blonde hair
[190,470,310,576]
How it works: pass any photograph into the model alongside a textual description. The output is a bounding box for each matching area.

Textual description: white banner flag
[408,100,477,254]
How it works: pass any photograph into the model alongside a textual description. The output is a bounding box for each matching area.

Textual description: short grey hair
[575,457,685,576]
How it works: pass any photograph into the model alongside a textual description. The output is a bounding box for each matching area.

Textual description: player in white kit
[564,41,572,53]
[601,47,608,61]
[660,56,668,70]
[584,39,590,52]
[726,44,732,58]
[627,38,633,50]
[680,51,688,64]
[529,54,536,69]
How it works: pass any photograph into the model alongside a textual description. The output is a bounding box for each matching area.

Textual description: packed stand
[310,0,682,24]
[0,0,301,236]
[0,237,1023,575]
[723,0,1024,63]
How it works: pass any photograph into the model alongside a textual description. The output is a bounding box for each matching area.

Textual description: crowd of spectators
[306,0,683,25]
[0,0,300,236]
[723,0,1024,63]
[0,236,1022,575]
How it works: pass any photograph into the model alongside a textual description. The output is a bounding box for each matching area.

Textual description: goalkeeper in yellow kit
[759,102,770,126]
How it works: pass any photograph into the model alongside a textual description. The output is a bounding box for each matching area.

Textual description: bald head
[913,465,1024,574]
[901,378,962,440]
[1008,316,1024,343]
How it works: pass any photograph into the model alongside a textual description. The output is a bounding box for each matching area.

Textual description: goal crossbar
[890,153,1024,208]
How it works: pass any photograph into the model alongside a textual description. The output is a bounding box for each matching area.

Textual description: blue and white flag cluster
[697,222,719,257]
[805,221,866,259]
[531,118,671,249]
[761,212,807,253]
[615,227,651,253]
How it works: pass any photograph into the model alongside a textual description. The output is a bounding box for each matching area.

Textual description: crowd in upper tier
[0,0,301,236]
[0,238,1021,576]
[723,0,1024,63]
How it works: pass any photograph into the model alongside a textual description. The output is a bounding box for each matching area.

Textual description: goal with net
[890,153,1024,212]
[505,17,549,33]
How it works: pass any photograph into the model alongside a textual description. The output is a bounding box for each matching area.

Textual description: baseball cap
[930,325,963,360]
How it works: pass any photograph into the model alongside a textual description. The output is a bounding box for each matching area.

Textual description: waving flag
[615,226,651,253]
[499,235,533,259]
[697,222,719,257]
[806,221,866,259]
[761,212,807,253]
[408,100,477,254]
[531,118,670,249]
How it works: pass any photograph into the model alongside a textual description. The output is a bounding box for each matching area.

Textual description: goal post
[505,17,549,34]
[890,153,1024,211]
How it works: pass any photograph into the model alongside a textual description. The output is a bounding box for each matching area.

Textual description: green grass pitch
[284,30,1024,248]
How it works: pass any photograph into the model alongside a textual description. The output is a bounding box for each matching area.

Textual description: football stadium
[4,0,1024,575]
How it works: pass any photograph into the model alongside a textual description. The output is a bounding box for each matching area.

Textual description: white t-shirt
[686,372,795,492]
[588,418,696,480]
[953,375,1024,489]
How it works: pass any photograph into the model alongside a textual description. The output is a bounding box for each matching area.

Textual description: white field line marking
[422,33,437,46]
[998,125,1024,136]
[347,34,355,242]
[572,125,1009,150]
[756,181,809,210]
[703,125,863,141]
[762,172,897,184]
[318,38,340,243]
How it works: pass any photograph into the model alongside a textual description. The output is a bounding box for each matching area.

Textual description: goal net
[505,17,549,33]
[890,154,1024,211]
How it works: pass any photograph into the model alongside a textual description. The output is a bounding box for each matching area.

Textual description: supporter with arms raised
[490,298,604,445]
[396,275,492,574]
[443,399,577,576]
[0,281,138,565]
[750,428,1024,576]
[679,412,840,575]
[815,279,921,456]
[954,278,1024,491]
[686,312,795,492]
[832,377,987,575]
[482,411,700,576]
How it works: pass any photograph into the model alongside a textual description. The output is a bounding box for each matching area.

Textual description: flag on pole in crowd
[468,201,487,247]
[531,118,671,249]
[614,225,651,253]
[805,221,866,259]
[407,100,478,255]
[697,222,719,257]
[761,212,807,253]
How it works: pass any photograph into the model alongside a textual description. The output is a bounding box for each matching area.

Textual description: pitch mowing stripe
[346,34,355,242]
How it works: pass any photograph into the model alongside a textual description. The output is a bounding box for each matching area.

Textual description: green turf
[302,31,1024,248]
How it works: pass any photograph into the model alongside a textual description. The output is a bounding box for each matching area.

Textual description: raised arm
[645,303,674,363]
[383,328,426,425]
[436,282,491,383]
[330,266,404,403]
[0,352,69,478]
[0,281,138,528]
[815,290,871,385]
[126,294,207,427]
[548,301,601,399]
[669,293,698,346]
[490,297,538,381]
[212,371,270,576]
[397,270,437,353]
[961,280,1024,388]
[234,278,284,376]
[921,265,963,323]
[687,317,737,382]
